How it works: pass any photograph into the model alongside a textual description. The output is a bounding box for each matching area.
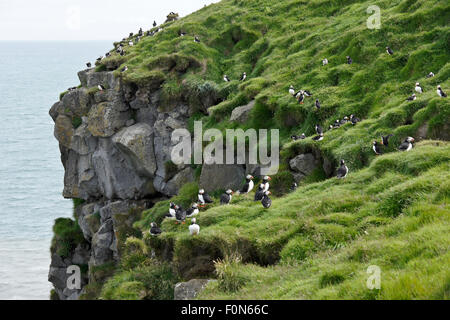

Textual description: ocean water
[0,41,112,300]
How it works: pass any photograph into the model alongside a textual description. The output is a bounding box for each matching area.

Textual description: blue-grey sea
[0,41,112,299]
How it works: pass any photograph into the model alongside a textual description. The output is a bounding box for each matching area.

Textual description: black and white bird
[350,114,360,125]
[381,134,393,146]
[98,85,105,91]
[105,52,111,57]
[398,137,415,152]
[322,58,328,66]
[415,82,423,94]
[261,191,272,209]
[303,90,313,97]
[254,184,265,201]
[426,72,435,78]
[341,116,349,124]
[189,218,200,236]
[138,28,143,36]
[406,93,416,101]
[240,72,247,81]
[194,36,201,43]
[166,202,177,219]
[262,176,271,192]
[223,75,230,82]
[179,31,187,37]
[289,85,295,96]
[291,133,306,141]
[240,175,255,194]
[175,205,186,224]
[333,120,341,129]
[129,32,134,38]
[346,56,353,64]
[121,66,128,72]
[297,92,305,104]
[315,124,323,135]
[372,141,382,155]
[220,189,233,205]
[312,133,324,141]
[386,46,393,55]
[336,160,348,179]
[153,21,157,27]
[198,189,213,206]
[186,203,199,218]
[96,56,103,62]
[315,99,321,109]
[128,40,134,47]
[86,62,92,68]
[150,222,162,236]
[437,85,447,98]
[290,182,298,191]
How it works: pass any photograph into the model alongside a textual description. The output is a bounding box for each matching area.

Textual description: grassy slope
[94,0,450,299]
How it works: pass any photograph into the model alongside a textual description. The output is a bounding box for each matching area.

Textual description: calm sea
[0,41,112,299]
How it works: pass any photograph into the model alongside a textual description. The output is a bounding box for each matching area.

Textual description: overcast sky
[0,0,220,41]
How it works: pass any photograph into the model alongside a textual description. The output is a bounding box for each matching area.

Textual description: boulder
[230,100,255,123]
[199,164,245,192]
[174,279,214,300]
[289,153,319,176]
[163,167,195,196]
[112,123,157,177]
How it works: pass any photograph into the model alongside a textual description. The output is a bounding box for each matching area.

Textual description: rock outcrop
[174,279,214,300]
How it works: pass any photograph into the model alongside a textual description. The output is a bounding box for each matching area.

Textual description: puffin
[98,85,105,91]
[312,133,324,141]
[303,90,313,97]
[138,28,143,36]
[198,189,213,206]
[86,62,91,68]
[128,41,134,47]
[189,218,200,236]
[186,203,199,218]
[437,85,447,98]
[336,160,348,179]
[289,85,295,96]
[96,56,103,62]
[105,52,111,57]
[240,175,255,194]
[291,133,306,141]
[297,92,305,104]
[121,66,128,72]
[350,114,360,125]
[381,134,393,146]
[254,183,265,201]
[220,189,233,205]
[372,141,382,155]
[291,182,298,191]
[346,56,353,64]
[175,205,186,224]
[129,32,134,37]
[153,21,157,27]
[166,202,177,218]
[406,93,416,101]
[315,99,321,109]
[150,222,162,236]
[322,58,328,66]
[415,82,423,94]
[240,72,247,81]
[261,191,272,209]
[315,124,323,135]
[194,36,201,43]
[223,75,230,82]
[262,176,271,192]
[386,46,393,55]
[398,137,415,151]
[339,117,348,125]
[426,72,435,78]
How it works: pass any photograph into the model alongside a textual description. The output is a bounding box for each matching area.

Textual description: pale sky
[0,0,220,41]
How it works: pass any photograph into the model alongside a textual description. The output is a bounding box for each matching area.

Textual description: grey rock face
[112,123,157,178]
[289,153,319,176]
[199,164,245,192]
[230,100,255,123]
[163,167,195,196]
[174,279,214,300]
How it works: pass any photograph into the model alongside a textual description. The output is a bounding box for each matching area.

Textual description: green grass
[78,0,450,299]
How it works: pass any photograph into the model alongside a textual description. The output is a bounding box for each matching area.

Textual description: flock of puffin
[73,23,447,238]
[150,175,273,236]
